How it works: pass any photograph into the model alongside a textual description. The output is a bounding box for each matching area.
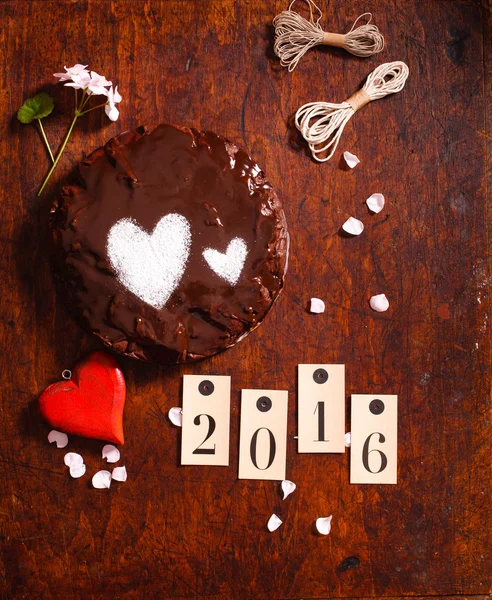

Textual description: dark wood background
[0,1,490,598]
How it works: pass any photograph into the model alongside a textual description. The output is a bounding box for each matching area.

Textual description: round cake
[50,124,289,363]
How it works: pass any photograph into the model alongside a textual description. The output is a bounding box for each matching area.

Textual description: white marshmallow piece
[342,217,364,236]
[92,470,112,489]
[343,151,360,169]
[69,464,86,479]
[309,298,325,314]
[344,432,351,447]
[48,430,68,449]
[369,293,390,312]
[64,452,84,468]
[281,480,296,500]
[102,444,120,463]
[316,515,333,535]
[112,466,127,482]
[366,193,385,214]
[267,514,283,532]
[168,407,183,427]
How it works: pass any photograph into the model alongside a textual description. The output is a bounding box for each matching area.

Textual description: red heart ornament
[39,351,126,445]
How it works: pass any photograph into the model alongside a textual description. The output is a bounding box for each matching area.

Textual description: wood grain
[0,1,490,598]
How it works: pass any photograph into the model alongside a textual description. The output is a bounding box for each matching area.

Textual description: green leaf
[17,93,54,124]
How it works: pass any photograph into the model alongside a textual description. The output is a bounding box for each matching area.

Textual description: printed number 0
[362,432,388,474]
[192,414,216,455]
[250,427,276,470]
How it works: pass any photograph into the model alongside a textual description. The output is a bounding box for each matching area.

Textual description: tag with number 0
[350,394,398,484]
[238,390,288,481]
[298,364,345,453]
[181,375,231,466]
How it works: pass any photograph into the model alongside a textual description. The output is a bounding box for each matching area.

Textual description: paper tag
[350,395,398,484]
[298,364,345,453]
[238,390,288,481]
[181,375,231,466]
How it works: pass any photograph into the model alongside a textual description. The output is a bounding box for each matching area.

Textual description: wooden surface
[0,1,491,598]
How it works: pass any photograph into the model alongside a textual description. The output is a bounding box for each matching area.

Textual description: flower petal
[316,515,332,535]
[64,452,84,467]
[267,514,283,532]
[48,430,68,448]
[342,217,364,236]
[69,463,86,479]
[281,480,296,500]
[366,193,385,214]
[112,466,127,482]
[344,432,351,447]
[369,293,389,312]
[343,151,360,169]
[168,407,183,427]
[309,298,325,314]
[105,104,119,121]
[102,444,120,463]
[92,470,112,489]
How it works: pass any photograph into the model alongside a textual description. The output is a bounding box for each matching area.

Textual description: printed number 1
[313,401,328,442]
[192,414,216,455]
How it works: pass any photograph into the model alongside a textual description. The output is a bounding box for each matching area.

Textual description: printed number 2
[192,414,216,455]
[362,432,387,473]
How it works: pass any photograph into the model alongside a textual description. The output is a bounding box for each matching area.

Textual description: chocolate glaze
[50,124,289,363]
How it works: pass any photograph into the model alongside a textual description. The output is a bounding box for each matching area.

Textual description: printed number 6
[362,432,387,474]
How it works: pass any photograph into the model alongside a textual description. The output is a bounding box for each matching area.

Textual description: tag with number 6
[350,395,398,484]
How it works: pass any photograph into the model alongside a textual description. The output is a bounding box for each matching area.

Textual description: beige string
[273,0,384,72]
[295,61,409,162]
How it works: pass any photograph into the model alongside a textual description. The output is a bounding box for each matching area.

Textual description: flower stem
[37,113,79,196]
[79,102,108,116]
[36,119,54,163]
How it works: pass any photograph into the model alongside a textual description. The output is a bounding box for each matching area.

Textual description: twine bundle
[273,0,384,71]
[295,61,409,162]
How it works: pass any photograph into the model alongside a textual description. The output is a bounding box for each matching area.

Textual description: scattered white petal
[69,464,86,478]
[342,217,364,236]
[102,444,120,463]
[309,298,325,314]
[281,480,296,500]
[267,514,283,532]
[316,515,333,535]
[343,151,360,169]
[369,293,390,312]
[64,452,84,467]
[92,470,112,489]
[48,430,68,448]
[366,193,385,214]
[168,407,183,427]
[345,432,351,447]
[112,466,127,482]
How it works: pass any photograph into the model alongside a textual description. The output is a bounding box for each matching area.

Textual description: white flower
[86,71,112,96]
[105,85,122,121]
[54,64,89,83]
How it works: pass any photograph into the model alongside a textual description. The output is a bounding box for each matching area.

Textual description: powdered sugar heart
[107,214,191,310]
[203,238,247,285]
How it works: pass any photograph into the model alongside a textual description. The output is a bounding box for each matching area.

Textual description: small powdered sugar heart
[102,444,120,463]
[107,213,191,310]
[343,151,360,169]
[64,452,84,467]
[366,193,385,213]
[316,515,333,535]
[281,480,296,500]
[112,466,127,482]
[168,407,183,427]
[309,298,325,314]
[69,464,86,479]
[267,514,283,532]
[342,217,364,236]
[92,470,112,489]
[203,238,247,285]
[48,430,68,448]
[370,293,390,312]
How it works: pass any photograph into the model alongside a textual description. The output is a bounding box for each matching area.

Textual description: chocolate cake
[50,124,289,363]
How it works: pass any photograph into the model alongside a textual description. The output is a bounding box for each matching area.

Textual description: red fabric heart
[39,351,126,445]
